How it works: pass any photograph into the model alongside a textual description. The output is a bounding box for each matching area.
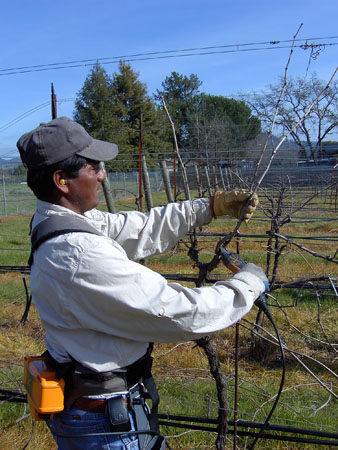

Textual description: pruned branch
[161,96,191,202]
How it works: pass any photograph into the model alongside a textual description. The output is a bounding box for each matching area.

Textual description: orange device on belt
[23,356,65,420]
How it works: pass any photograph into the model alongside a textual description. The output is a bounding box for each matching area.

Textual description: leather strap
[73,397,107,413]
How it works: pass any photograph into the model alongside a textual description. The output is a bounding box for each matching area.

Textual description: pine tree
[73,63,118,142]
[110,61,170,171]
[74,62,170,172]
[155,72,202,148]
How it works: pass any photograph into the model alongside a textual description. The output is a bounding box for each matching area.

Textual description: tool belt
[45,344,153,392]
[44,347,165,449]
[44,345,160,431]
[47,347,153,407]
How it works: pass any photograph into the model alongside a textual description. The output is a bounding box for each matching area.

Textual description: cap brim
[76,138,119,162]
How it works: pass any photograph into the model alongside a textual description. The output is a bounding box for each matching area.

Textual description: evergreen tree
[73,63,118,142]
[74,62,170,172]
[110,61,170,171]
[155,72,260,160]
[155,72,202,148]
[192,94,261,152]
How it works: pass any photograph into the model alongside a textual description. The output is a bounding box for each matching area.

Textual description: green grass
[156,367,338,449]
[1,182,37,216]
[0,276,28,304]
[0,215,31,266]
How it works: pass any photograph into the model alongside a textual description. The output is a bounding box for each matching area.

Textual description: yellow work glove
[212,189,259,222]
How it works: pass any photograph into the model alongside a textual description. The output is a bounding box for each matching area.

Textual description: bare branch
[273,232,338,263]
[250,23,303,187]
[161,96,191,202]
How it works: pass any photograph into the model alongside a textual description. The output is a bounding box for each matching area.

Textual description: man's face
[66,160,106,214]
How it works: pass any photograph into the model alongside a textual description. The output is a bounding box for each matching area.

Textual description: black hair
[27,154,88,201]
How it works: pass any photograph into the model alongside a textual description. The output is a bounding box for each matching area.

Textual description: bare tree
[245,73,338,162]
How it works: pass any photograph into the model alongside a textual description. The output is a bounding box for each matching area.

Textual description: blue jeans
[46,406,140,450]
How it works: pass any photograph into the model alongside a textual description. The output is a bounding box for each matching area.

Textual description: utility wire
[1,39,338,77]
[0,102,50,133]
[1,36,338,72]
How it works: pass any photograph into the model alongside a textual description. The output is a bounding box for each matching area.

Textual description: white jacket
[30,199,265,372]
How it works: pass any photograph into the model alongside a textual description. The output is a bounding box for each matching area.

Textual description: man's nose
[98,165,107,181]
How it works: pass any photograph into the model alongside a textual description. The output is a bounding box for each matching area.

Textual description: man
[18,117,267,450]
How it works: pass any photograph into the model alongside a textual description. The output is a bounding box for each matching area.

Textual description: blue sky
[1,0,337,157]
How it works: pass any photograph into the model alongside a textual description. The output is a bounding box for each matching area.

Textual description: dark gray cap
[17,117,119,169]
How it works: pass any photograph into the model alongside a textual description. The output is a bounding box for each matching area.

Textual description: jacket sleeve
[104,198,212,260]
[67,236,264,343]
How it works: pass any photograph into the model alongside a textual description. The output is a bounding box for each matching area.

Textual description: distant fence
[0,163,337,216]
[179,164,337,190]
[107,169,164,199]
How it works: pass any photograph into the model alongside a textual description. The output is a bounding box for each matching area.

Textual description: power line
[0,149,20,158]
[1,37,337,77]
[2,36,337,72]
[0,102,50,133]
[0,99,75,139]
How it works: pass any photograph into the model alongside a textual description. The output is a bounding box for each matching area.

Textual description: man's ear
[53,171,69,193]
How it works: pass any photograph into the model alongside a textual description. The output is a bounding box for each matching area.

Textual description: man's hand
[238,263,270,292]
[212,189,259,222]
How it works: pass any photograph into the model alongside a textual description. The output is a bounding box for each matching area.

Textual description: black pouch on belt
[106,396,131,432]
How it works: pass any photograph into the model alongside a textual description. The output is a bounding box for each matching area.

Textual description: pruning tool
[219,247,269,312]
